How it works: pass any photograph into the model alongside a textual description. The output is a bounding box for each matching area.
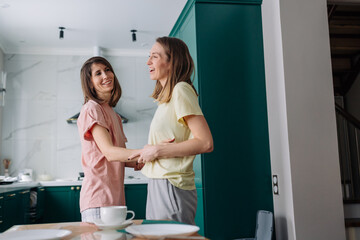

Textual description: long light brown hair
[151,37,197,103]
[80,56,122,107]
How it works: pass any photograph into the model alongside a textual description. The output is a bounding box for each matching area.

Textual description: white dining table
[3,219,207,240]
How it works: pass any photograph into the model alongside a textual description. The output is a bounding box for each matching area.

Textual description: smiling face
[147,42,171,86]
[90,63,114,101]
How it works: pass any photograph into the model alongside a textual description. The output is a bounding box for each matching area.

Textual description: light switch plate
[273,175,279,195]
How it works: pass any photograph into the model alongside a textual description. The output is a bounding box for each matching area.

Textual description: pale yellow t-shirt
[141,82,203,190]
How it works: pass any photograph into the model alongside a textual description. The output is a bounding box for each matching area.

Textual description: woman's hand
[135,162,145,170]
[128,138,175,163]
[126,161,145,170]
[130,144,159,163]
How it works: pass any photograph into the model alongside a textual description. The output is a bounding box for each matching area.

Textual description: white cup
[100,206,135,225]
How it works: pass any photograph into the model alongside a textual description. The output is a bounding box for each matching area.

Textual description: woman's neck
[159,78,167,87]
[98,92,111,103]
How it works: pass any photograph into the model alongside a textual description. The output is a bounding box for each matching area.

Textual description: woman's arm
[131,115,213,163]
[91,124,139,162]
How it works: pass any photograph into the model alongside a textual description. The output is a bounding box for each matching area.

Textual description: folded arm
[130,115,213,163]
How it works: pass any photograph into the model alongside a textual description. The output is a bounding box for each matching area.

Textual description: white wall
[0,49,3,70]
[0,54,155,180]
[0,48,4,157]
[262,0,346,239]
[261,1,296,238]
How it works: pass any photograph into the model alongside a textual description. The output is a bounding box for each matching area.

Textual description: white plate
[0,229,72,240]
[94,219,133,230]
[125,224,200,238]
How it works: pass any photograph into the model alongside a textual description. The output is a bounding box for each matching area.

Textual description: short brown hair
[80,56,122,107]
[151,37,197,103]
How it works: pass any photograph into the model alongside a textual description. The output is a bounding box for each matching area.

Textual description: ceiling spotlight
[131,29,137,42]
[59,27,65,39]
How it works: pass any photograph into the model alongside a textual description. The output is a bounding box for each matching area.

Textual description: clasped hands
[128,138,175,165]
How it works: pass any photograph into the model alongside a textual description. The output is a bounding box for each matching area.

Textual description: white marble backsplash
[0,54,155,180]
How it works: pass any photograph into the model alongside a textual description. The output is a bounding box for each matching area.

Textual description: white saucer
[0,229,72,240]
[93,219,133,230]
[125,224,200,239]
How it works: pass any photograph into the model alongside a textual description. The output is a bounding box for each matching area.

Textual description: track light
[131,29,137,42]
[59,27,65,39]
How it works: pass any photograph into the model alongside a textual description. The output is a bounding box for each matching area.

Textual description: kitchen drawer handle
[39,188,45,191]
[7,193,16,197]
[76,186,80,190]
[0,196,3,199]
[0,220,2,224]
[20,190,30,194]
[71,187,75,190]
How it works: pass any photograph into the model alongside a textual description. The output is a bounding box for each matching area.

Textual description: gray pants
[146,179,197,225]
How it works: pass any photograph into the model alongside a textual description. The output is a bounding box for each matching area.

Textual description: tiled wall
[0,54,155,180]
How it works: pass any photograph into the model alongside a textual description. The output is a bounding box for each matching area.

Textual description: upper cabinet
[170,0,273,239]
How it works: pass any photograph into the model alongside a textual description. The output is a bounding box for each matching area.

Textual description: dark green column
[171,0,273,238]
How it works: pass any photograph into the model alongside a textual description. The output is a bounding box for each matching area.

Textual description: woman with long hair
[78,56,142,223]
[129,37,214,225]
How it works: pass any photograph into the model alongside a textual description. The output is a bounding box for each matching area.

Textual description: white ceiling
[0,0,187,56]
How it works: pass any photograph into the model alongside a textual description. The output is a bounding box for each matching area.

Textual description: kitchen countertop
[40,177,148,186]
[0,177,148,194]
[0,182,40,194]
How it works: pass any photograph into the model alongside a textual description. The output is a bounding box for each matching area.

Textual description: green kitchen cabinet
[17,189,31,224]
[170,0,274,238]
[42,184,147,223]
[36,187,45,222]
[43,186,81,223]
[0,189,31,232]
[73,186,81,221]
[124,184,147,220]
[2,191,19,232]
[0,194,4,232]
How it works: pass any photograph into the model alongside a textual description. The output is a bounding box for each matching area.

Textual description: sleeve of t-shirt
[80,102,109,141]
[173,82,203,126]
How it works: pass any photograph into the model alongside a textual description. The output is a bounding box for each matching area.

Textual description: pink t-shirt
[77,100,127,212]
